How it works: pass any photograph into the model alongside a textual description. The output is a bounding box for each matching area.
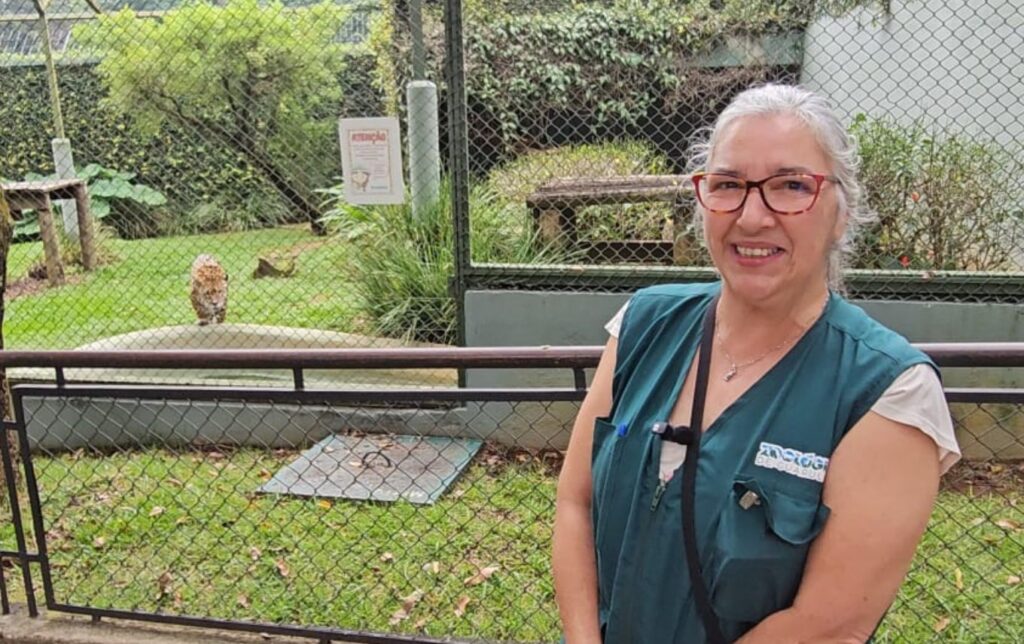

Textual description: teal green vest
[590,283,934,643]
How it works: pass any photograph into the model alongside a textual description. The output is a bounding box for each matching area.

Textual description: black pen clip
[651,421,696,445]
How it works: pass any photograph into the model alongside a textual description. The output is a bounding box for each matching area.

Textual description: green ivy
[0,49,382,236]
[370,0,824,170]
[0,65,279,222]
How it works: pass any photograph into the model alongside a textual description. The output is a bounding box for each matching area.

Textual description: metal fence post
[407,80,441,221]
[50,138,80,241]
[443,0,470,364]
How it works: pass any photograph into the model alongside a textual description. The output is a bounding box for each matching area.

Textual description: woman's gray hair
[688,83,874,291]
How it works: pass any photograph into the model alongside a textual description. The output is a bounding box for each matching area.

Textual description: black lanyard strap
[656,296,727,643]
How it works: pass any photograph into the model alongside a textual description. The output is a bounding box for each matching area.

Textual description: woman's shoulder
[873,363,960,473]
[618,282,719,331]
[825,296,931,366]
[629,282,719,307]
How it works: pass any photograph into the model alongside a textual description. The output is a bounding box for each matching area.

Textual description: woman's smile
[731,243,786,265]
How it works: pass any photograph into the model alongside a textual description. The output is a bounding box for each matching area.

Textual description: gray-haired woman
[552,84,959,643]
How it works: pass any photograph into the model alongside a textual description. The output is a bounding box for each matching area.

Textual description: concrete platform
[8,324,458,390]
[0,605,332,644]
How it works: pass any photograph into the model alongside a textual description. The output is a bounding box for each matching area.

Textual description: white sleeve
[605,302,629,339]
[870,363,961,475]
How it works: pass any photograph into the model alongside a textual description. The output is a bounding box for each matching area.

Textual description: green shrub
[851,114,1024,271]
[486,140,675,242]
[321,178,562,344]
[72,0,355,233]
[371,0,814,170]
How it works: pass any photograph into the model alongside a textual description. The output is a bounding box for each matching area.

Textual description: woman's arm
[738,411,941,643]
[552,338,617,644]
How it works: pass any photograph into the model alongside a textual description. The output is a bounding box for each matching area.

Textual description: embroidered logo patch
[754,442,829,482]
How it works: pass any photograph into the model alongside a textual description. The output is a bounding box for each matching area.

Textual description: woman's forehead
[710,113,830,173]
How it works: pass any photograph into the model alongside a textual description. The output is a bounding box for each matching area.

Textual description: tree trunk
[0,190,18,507]
[157,101,328,237]
[241,142,327,236]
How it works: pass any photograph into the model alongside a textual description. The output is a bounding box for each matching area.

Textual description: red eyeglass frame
[690,171,840,215]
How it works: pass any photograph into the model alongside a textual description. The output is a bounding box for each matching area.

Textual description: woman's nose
[735,188,777,231]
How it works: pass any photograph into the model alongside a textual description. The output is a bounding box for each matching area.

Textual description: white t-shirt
[605,304,961,479]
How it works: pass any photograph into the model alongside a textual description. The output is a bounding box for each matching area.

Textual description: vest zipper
[650,477,669,511]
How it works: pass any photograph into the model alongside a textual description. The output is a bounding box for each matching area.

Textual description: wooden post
[672,195,700,266]
[73,183,97,270]
[0,189,19,504]
[35,195,66,286]
[534,205,565,247]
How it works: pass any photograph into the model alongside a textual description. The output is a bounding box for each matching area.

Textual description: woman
[552,84,960,643]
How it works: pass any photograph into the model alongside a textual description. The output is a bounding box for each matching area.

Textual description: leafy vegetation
[320,178,561,344]
[371,0,812,170]
[72,0,355,233]
[852,114,1024,271]
[0,64,294,232]
[486,140,676,243]
[11,163,168,242]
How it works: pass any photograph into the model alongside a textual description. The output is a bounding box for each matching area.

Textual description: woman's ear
[831,206,848,246]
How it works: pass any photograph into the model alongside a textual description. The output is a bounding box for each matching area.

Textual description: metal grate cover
[259,433,482,505]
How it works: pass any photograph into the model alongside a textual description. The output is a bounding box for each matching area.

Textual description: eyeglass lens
[698,174,820,213]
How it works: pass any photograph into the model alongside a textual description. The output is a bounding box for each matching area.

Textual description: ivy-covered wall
[0,49,382,218]
[1,65,267,203]
[373,0,808,174]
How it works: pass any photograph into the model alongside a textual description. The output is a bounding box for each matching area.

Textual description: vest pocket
[709,478,831,626]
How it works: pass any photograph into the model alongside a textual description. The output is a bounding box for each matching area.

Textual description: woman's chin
[721,274,790,306]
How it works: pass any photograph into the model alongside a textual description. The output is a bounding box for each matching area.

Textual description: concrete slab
[259,433,482,504]
[8,324,458,390]
[0,605,320,644]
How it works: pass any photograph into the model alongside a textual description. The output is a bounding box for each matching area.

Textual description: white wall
[801,0,1024,148]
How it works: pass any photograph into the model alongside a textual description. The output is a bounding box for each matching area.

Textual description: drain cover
[259,433,482,505]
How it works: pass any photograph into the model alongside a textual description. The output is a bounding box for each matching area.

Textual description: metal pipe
[0,347,604,370]
[409,0,425,80]
[48,602,460,644]
[0,424,38,617]
[31,0,66,140]
[1,343,1023,370]
[442,0,470,382]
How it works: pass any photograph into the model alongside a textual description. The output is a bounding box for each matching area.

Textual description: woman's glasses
[691,172,839,215]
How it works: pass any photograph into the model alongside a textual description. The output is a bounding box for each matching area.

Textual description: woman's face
[702,113,844,306]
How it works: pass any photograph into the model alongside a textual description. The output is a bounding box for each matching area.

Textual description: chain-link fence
[0,0,466,359]
[0,348,1023,642]
[440,0,1024,303]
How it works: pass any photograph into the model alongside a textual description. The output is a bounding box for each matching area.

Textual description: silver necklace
[715,293,830,382]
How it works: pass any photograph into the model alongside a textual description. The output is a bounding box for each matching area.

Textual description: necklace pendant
[723,364,738,382]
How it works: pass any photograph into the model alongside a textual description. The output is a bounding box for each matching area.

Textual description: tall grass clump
[321,178,560,344]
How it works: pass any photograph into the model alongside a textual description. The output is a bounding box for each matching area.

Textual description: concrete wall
[21,394,581,455]
[800,0,1024,149]
[22,398,464,452]
[465,289,1024,458]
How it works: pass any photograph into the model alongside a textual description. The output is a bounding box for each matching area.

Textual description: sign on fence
[338,116,406,205]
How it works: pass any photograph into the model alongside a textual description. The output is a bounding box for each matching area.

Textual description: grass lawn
[5,226,361,349]
[0,446,559,642]
[2,448,1022,643]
